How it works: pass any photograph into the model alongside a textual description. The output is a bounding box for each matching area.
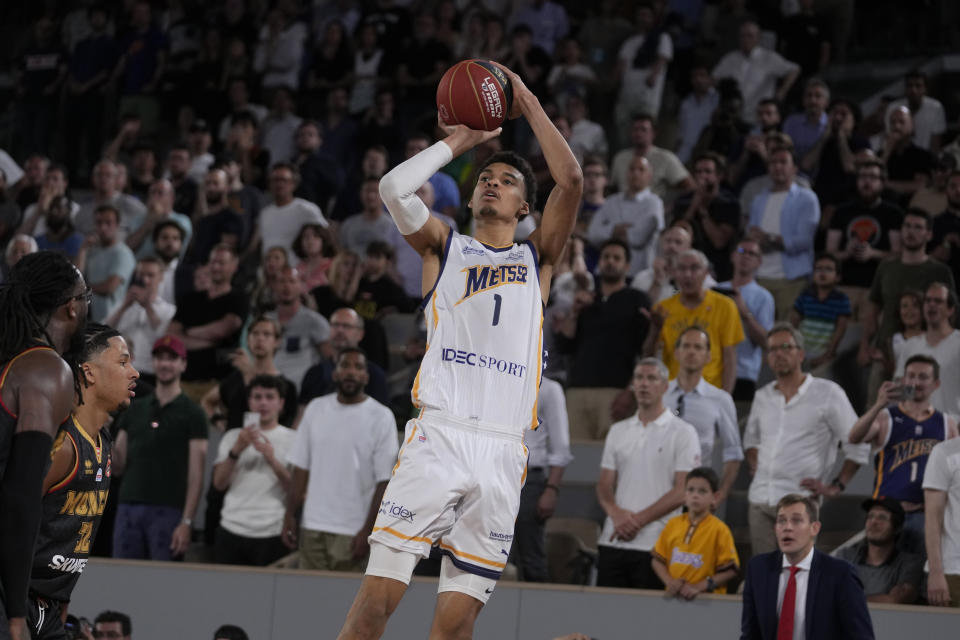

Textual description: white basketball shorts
[368,409,528,581]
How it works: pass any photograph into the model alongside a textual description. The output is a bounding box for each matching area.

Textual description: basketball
[436,60,513,132]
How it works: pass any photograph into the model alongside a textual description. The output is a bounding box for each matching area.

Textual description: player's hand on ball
[436,114,502,151]
[490,62,528,119]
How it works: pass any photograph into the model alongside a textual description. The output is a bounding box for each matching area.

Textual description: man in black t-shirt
[673,152,740,282]
[188,168,244,265]
[882,107,936,208]
[554,239,651,440]
[827,160,904,313]
[168,245,248,392]
[354,241,415,320]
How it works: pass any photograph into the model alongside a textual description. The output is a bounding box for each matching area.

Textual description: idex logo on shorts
[379,500,415,523]
[489,530,513,543]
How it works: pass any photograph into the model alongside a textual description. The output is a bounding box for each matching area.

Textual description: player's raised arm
[379,123,501,258]
[496,64,583,268]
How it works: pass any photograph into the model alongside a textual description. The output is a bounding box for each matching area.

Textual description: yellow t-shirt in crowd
[652,512,740,593]
[657,289,745,387]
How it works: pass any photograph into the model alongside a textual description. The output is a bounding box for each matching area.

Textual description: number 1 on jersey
[492,294,502,326]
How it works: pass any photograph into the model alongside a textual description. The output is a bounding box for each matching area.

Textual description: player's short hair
[94,611,131,636]
[686,467,719,492]
[599,238,631,264]
[477,151,537,211]
[247,373,287,398]
[777,494,819,523]
[213,624,249,640]
[674,325,711,352]
[904,354,940,381]
[69,323,122,387]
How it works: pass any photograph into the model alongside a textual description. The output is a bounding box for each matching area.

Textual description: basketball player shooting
[337,63,582,640]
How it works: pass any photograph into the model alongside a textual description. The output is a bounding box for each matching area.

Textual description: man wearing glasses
[893,283,960,417]
[743,323,870,554]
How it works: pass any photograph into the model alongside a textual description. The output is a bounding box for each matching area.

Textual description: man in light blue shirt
[782,78,830,160]
[85,204,136,322]
[664,326,742,505]
[748,146,819,320]
[718,239,775,402]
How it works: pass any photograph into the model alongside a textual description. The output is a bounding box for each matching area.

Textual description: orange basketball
[436,60,512,132]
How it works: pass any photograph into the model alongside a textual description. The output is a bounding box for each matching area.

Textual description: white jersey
[413,231,544,434]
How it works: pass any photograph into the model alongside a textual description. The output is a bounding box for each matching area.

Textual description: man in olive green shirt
[113,335,208,560]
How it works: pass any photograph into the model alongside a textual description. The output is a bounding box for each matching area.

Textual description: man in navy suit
[741,494,874,640]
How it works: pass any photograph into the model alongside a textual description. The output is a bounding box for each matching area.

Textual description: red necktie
[777,566,801,640]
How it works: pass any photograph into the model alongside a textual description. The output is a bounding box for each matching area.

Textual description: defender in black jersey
[26,325,138,640]
[0,252,89,640]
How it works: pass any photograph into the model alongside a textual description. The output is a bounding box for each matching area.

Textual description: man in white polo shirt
[596,357,701,589]
[744,322,870,554]
[924,436,960,607]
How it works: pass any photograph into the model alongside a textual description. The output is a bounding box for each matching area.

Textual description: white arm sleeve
[378,141,454,235]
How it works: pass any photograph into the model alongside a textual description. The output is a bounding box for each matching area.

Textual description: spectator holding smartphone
[849,354,958,554]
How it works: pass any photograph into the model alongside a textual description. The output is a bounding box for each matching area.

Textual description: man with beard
[188,169,244,265]
[744,324,869,554]
[168,245,247,389]
[674,152,740,281]
[827,160,904,315]
[850,354,957,554]
[297,308,389,411]
[126,179,193,260]
[858,210,955,404]
[34,196,84,264]
[111,335,208,561]
[837,497,922,603]
[152,220,186,306]
[26,324,140,639]
[0,251,89,640]
[165,145,198,218]
[555,239,651,440]
[282,348,397,571]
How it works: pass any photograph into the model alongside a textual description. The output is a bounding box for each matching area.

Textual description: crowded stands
[3,0,960,627]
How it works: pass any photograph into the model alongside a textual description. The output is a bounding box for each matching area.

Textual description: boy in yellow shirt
[652,467,740,599]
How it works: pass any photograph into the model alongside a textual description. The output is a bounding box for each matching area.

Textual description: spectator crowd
[4,0,960,621]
